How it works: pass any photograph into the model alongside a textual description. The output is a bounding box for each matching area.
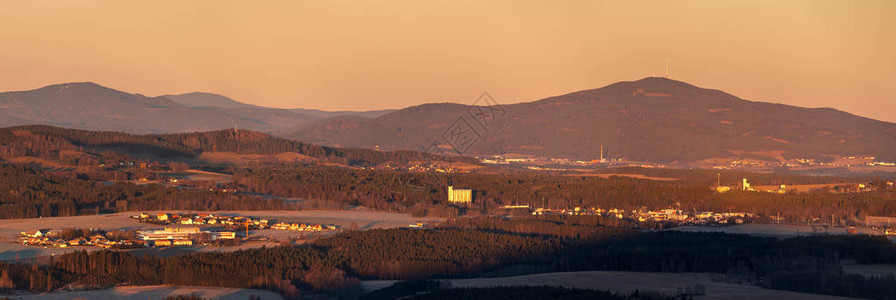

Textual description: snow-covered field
[0,210,443,260]
[671,223,882,238]
[12,285,283,300]
[363,271,858,300]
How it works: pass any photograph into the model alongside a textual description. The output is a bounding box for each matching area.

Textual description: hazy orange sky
[1,1,894,121]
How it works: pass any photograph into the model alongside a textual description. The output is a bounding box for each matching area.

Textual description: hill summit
[289,77,896,165]
[0,82,390,135]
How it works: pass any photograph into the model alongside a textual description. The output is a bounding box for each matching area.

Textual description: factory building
[447,186,473,204]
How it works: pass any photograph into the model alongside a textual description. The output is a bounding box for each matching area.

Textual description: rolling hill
[163,92,396,133]
[0,125,466,167]
[0,83,392,135]
[0,82,264,134]
[288,77,896,164]
[162,92,255,108]
[3,78,894,165]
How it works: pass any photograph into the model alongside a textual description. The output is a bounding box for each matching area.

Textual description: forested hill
[290,77,896,164]
[0,125,468,167]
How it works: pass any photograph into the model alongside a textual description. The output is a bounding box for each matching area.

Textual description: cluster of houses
[530,206,752,225]
[721,156,896,170]
[18,227,238,249]
[406,163,466,174]
[133,212,338,234]
[270,222,337,232]
[133,212,271,230]
[136,226,235,246]
[19,229,144,249]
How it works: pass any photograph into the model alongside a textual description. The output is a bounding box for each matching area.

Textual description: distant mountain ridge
[163,92,396,118]
[0,83,393,135]
[0,82,243,134]
[288,77,896,164]
[163,92,254,109]
[3,78,894,165]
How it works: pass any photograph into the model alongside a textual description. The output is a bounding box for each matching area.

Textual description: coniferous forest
[4,160,896,224]
[0,164,291,219]
[232,165,896,223]
[2,217,896,299]
[2,125,896,299]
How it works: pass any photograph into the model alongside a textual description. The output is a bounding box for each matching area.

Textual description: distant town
[17,212,340,249]
[476,153,896,172]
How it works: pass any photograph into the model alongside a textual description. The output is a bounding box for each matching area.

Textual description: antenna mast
[665,58,670,78]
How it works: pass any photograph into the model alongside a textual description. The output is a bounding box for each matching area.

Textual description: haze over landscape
[1,0,895,121]
[2,1,896,300]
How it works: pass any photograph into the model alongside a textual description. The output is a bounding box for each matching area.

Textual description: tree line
[231,165,896,223]
[2,217,896,299]
[0,125,470,167]
[0,164,292,219]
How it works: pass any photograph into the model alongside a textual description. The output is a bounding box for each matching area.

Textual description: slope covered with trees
[0,125,468,167]
[0,164,290,219]
[2,217,896,299]
[291,77,896,164]
[233,165,896,223]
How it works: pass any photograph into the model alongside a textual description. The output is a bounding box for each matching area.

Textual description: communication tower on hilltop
[665,58,670,78]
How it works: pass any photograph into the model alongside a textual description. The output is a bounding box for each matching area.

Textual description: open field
[565,172,679,181]
[12,285,283,300]
[429,160,484,171]
[363,271,857,300]
[0,210,443,260]
[671,223,883,238]
[0,213,165,260]
[214,210,443,229]
[196,151,318,166]
[161,169,234,183]
[752,183,857,193]
[842,262,896,278]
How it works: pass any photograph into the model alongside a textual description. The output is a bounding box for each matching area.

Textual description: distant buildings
[530,206,751,225]
[132,211,336,241]
[19,229,145,249]
[866,216,896,228]
[270,222,335,232]
[211,231,236,240]
[742,178,753,191]
[136,226,236,246]
[137,226,203,241]
[447,186,472,204]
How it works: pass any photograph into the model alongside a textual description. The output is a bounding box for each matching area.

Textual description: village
[521,205,896,238]
[528,206,752,225]
[16,204,896,252]
[133,212,339,233]
[19,228,145,249]
[16,212,341,249]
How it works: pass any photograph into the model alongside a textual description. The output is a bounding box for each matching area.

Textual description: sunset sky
[1,0,894,121]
